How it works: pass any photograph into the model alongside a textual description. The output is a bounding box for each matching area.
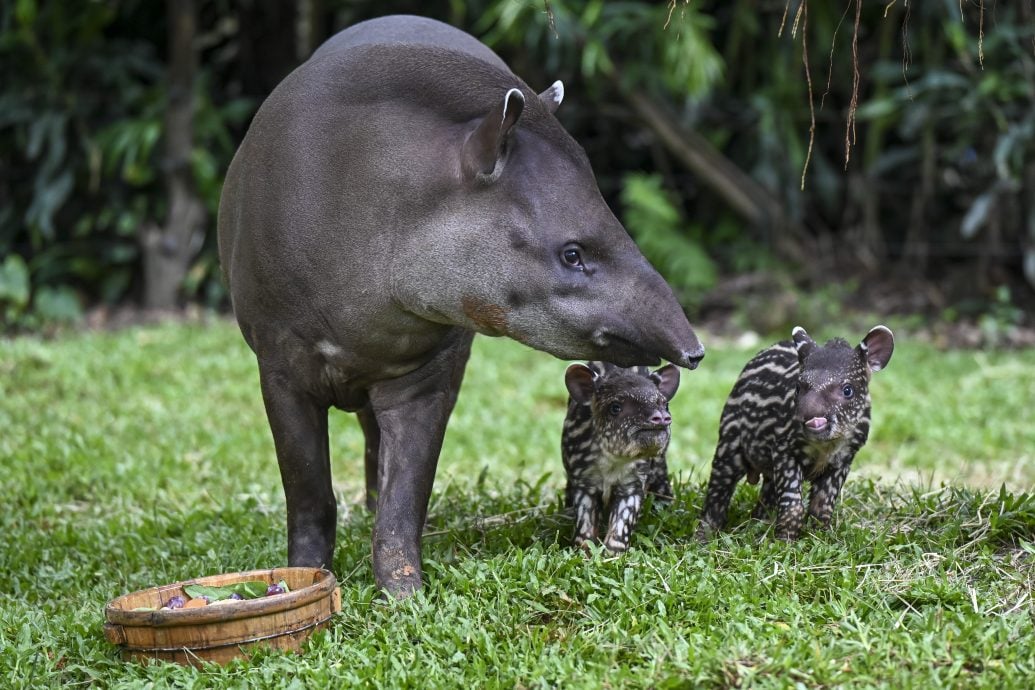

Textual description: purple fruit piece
[165,595,186,609]
[229,592,244,600]
[265,583,285,596]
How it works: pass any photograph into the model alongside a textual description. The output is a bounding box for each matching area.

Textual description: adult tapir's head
[375,48,704,369]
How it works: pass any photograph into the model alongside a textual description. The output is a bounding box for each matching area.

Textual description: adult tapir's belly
[234,295,463,412]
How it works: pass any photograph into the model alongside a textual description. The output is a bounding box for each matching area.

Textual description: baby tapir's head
[791,325,895,443]
[565,361,680,458]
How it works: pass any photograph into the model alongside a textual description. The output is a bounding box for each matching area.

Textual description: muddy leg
[366,332,471,597]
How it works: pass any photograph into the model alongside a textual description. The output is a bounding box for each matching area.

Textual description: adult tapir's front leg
[259,368,337,570]
[367,331,473,597]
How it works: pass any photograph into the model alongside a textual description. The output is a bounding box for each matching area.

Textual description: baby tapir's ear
[650,364,681,401]
[859,325,895,373]
[462,87,525,182]
[564,363,598,404]
[791,326,816,361]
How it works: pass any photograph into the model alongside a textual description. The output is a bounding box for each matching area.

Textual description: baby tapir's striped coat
[562,361,679,552]
[697,326,894,541]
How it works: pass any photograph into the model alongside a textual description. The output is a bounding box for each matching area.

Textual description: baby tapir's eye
[842,384,854,399]
[561,245,585,271]
[609,401,622,416]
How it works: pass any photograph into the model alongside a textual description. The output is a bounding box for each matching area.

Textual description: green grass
[1,320,1033,687]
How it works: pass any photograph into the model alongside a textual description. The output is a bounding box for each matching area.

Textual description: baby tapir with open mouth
[562,361,680,552]
[696,325,894,541]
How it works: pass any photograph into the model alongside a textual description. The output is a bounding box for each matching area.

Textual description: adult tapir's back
[309,14,509,69]
[217,15,703,596]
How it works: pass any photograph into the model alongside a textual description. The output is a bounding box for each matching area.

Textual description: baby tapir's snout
[795,389,834,434]
[647,408,672,428]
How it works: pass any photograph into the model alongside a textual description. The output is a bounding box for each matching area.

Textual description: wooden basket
[103,567,341,666]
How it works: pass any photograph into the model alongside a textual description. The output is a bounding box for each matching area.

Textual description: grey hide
[218,14,704,597]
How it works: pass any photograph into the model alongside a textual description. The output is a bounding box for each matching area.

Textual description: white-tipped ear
[462,87,525,181]
[860,325,895,373]
[791,326,816,359]
[501,88,523,123]
[538,80,564,114]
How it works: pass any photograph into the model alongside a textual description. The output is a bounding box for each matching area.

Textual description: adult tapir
[218,14,704,597]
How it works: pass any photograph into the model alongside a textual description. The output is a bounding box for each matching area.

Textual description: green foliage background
[1,0,1034,329]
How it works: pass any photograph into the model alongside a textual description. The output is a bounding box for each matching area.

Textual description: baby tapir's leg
[696,445,748,540]
[603,479,645,552]
[644,455,673,504]
[570,484,603,549]
[750,475,778,519]
[807,462,852,528]
[773,460,806,540]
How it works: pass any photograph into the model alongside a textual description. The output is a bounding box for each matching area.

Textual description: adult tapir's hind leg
[367,330,473,598]
[357,404,381,513]
[259,367,337,571]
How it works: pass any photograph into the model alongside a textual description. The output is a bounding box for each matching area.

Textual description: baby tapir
[696,325,894,541]
[562,361,680,552]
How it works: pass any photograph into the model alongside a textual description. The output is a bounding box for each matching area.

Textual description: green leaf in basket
[183,584,232,601]
[183,580,268,601]
[278,579,290,594]
[231,580,271,599]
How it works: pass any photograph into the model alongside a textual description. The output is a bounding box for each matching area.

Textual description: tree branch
[614,81,808,264]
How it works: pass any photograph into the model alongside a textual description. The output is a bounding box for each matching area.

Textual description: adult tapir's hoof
[373,538,424,598]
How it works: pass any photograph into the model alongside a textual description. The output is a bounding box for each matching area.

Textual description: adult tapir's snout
[638,270,706,370]
[587,266,705,370]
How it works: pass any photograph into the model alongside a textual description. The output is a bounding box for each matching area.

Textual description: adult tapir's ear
[564,363,597,404]
[792,326,816,361]
[462,87,525,181]
[859,325,894,373]
[538,80,564,114]
[650,364,680,402]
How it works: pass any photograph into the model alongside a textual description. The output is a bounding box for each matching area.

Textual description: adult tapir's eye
[609,401,622,416]
[561,245,585,271]
[842,384,854,399]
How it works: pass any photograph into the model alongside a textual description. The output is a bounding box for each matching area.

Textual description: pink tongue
[806,417,827,430]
